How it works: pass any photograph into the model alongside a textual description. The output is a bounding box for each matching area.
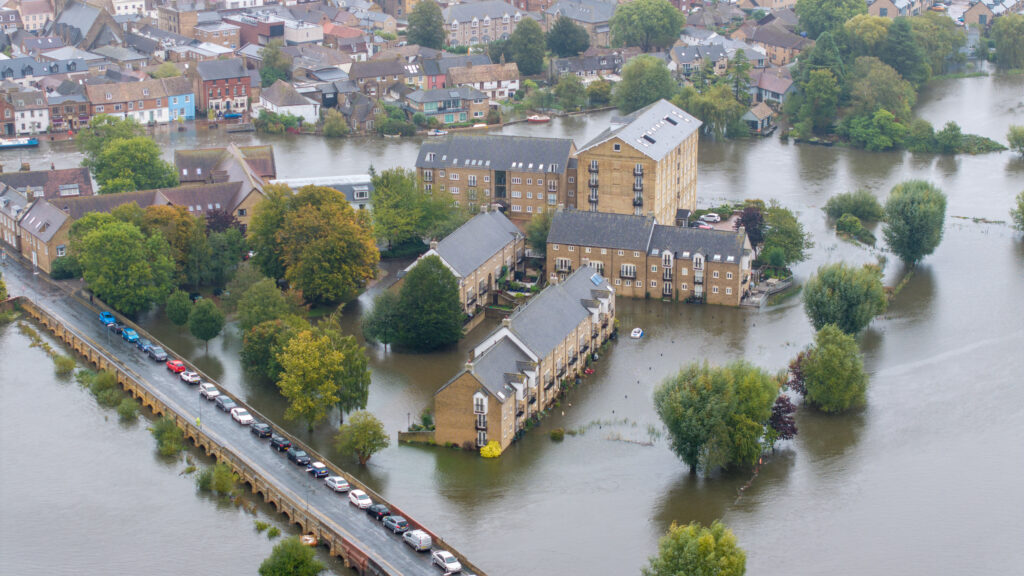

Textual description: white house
[259,80,321,124]
[11,90,48,135]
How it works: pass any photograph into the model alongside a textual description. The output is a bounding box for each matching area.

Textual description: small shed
[742,102,774,134]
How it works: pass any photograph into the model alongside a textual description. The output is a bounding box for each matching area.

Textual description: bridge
[1,259,484,576]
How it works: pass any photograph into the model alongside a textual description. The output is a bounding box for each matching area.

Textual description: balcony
[544,378,555,390]
[592,328,600,338]
[528,394,537,405]
[633,181,643,192]
[619,270,636,280]
[580,343,590,354]
[632,195,643,207]
[475,416,487,430]
[663,270,673,281]
[588,164,598,174]
[694,272,704,283]
[568,355,577,366]
[555,264,573,274]
[557,366,566,378]
[633,166,644,176]
[662,287,673,297]
[588,192,599,203]
[588,177,598,187]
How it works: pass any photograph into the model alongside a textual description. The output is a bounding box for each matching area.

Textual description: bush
[550,428,565,441]
[267,526,281,539]
[97,387,123,407]
[53,354,76,377]
[116,397,138,421]
[486,108,501,124]
[211,462,238,495]
[322,108,349,138]
[49,256,81,280]
[151,416,185,456]
[824,190,884,221]
[196,466,214,491]
[254,520,271,533]
[836,213,863,235]
[89,370,118,398]
[480,440,502,458]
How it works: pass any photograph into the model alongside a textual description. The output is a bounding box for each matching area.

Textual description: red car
[166,359,186,373]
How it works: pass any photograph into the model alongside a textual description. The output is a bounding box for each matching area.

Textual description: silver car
[325,476,350,492]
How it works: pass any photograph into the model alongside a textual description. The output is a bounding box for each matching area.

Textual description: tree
[237,278,297,332]
[1011,191,1024,233]
[276,330,345,431]
[526,208,553,254]
[320,313,371,420]
[910,12,966,77]
[506,18,546,76]
[883,180,947,266]
[1009,125,1024,157]
[547,15,590,57]
[0,271,7,301]
[407,0,445,50]
[905,118,937,153]
[188,298,225,352]
[881,17,929,86]
[334,410,390,465]
[672,84,747,138]
[766,395,798,450]
[803,262,887,334]
[610,0,684,52]
[795,0,866,39]
[205,208,242,233]
[844,108,906,151]
[395,255,463,352]
[362,290,400,347]
[612,55,675,114]
[371,168,421,248]
[762,202,813,266]
[418,192,470,240]
[259,39,292,87]
[824,189,884,221]
[149,62,181,79]
[488,39,510,65]
[992,14,1024,70]
[843,14,890,58]
[849,57,916,121]
[801,324,868,413]
[258,537,324,576]
[654,361,779,474]
[934,121,962,154]
[75,114,144,167]
[553,73,586,110]
[798,69,840,135]
[322,108,349,138]
[204,228,246,287]
[735,204,764,246]
[248,184,292,280]
[77,221,175,315]
[241,315,306,380]
[643,520,746,576]
[93,137,178,194]
[586,80,612,105]
[184,219,211,291]
[726,49,751,103]
[166,290,192,327]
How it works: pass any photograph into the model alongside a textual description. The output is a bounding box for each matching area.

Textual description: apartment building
[193,22,241,49]
[542,0,615,48]
[434,267,615,451]
[0,184,30,253]
[86,78,171,124]
[18,198,70,274]
[442,0,523,47]
[10,90,48,135]
[546,210,753,305]
[415,134,577,221]
[194,58,249,114]
[404,85,489,125]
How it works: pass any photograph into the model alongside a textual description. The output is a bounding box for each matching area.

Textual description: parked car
[180,371,201,384]
[250,421,272,438]
[109,322,125,334]
[98,311,116,325]
[199,382,220,400]
[121,328,139,343]
[147,346,168,362]
[136,338,152,352]
[270,435,291,452]
[431,550,462,573]
[700,213,721,223]
[367,503,391,521]
[166,359,186,373]
[403,529,432,551]
[382,515,409,534]
[348,489,372,509]
[287,448,310,466]
[308,462,329,478]
[214,396,237,412]
[230,407,253,425]
[689,221,713,230]
[325,476,350,492]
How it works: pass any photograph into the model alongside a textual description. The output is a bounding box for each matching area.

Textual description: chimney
[430,240,438,250]
[20,162,30,172]
[502,317,511,327]
[465,361,474,371]
[0,163,4,173]
[51,162,55,170]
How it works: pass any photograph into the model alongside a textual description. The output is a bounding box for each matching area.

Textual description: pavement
[1,257,460,576]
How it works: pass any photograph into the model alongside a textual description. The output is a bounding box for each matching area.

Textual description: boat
[630,327,644,339]
[427,129,448,136]
[472,123,487,128]
[223,112,242,119]
[0,137,39,149]
[527,114,551,124]
[300,534,318,546]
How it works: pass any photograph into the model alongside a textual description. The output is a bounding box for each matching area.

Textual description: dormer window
[105,93,112,100]
[143,88,149,96]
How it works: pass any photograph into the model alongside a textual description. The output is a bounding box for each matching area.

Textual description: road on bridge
[2,259,466,576]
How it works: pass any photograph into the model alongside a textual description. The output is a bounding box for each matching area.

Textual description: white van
[402,529,432,552]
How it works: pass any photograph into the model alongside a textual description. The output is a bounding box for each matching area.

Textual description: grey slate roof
[196,58,247,81]
[19,199,69,244]
[91,45,148,62]
[420,53,492,76]
[406,85,486,104]
[53,1,101,36]
[261,80,316,107]
[470,337,527,402]
[416,135,574,174]
[672,44,726,65]
[548,210,654,251]
[544,0,615,23]
[432,210,521,278]
[649,224,746,262]
[443,0,521,22]
[578,99,701,162]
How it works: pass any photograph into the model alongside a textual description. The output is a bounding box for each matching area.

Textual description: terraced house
[546,210,753,306]
[442,0,523,47]
[415,134,576,220]
[434,267,615,451]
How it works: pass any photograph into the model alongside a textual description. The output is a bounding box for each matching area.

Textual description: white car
[700,212,721,223]
[230,407,253,425]
[198,382,220,400]
[431,550,462,573]
[180,371,201,384]
[325,476,350,492]
[348,489,372,509]
[403,529,432,552]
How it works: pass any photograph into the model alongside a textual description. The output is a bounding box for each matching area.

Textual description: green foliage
[259,39,292,87]
[237,278,293,332]
[408,0,445,50]
[195,465,213,491]
[909,12,966,76]
[550,428,565,441]
[553,73,586,110]
[117,397,138,421]
[803,262,887,334]
[547,15,590,57]
[801,325,867,413]
[53,354,76,377]
[371,168,422,248]
[643,520,746,576]
[653,361,780,474]
[222,262,263,312]
[93,137,178,194]
[526,208,553,254]
[796,0,865,38]
[149,62,181,79]
[881,18,929,86]
[1007,125,1024,156]
[151,416,185,456]
[254,110,301,134]
[188,298,225,351]
[613,55,676,114]
[762,246,786,269]
[277,329,345,430]
[762,202,813,265]
[610,0,684,52]
[1012,191,1024,232]
[77,221,175,315]
[843,14,890,58]
[184,218,211,290]
[843,109,906,151]
[673,84,748,138]
[586,80,612,105]
[75,115,145,168]
[934,121,962,153]
[165,290,192,327]
[726,49,752,103]
[824,190,883,221]
[904,118,936,153]
[254,520,270,533]
[203,228,246,287]
[334,410,390,465]
[258,537,325,576]
[322,108,349,138]
[50,255,81,280]
[395,255,464,351]
[992,14,1024,70]
[849,56,916,120]
[883,180,947,266]
[242,315,305,380]
[207,462,238,495]
[506,18,546,76]
[362,290,400,346]
[797,69,840,134]
[0,272,6,301]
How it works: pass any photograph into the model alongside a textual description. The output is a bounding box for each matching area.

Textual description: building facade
[86,78,170,124]
[404,85,489,125]
[442,0,523,46]
[446,62,520,101]
[195,58,249,114]
[10,90,49,135]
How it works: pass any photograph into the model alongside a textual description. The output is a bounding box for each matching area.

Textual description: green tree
[188,298,225,352]
[407,0,445,50]
[672,84,747,138]
[506,18,546,76]
[77,221,175,315]
[849,56,916,120]
[762,202,813,266]
[92,137,178,194]
[934,121,962,153]
[881,17,929,86]
[259,39,292,87]
[1011,191,1024,232]
[149,62,181,79]
[795,0,866,39]
[843,14,890,58]
[1009,125,1024,156]
[395,255,463,351]
[249,183,292,280]
[165,290,192,327]
[610,0,684,52]
[322,108,349,138]
[258,537,324,576]
[242,315,307,380]
[801,324,868,413]
[553,73,586,110]
[798,69,840,135]
[276,329,345,431]
[184,218,211,291]
[883,180,947,266]
[643,520,746,576]
[803,262,887,334]
[844,108,906,151]
[905,118,936,153]
[612,55,675,114]
[319,313,371,420]
[726,49,751,103]
[362,290,400,347]
[586,79,612,105]
[654,361,780,474]
[418,192,470,240]
[371,168,421,248]
[203,228,246,287]
[547,15,590,57]
[824,189,884,221]
[334,410,390,465]
[75,114,144,167]
[488,38,510,65]
[910,12,966,76]
[526,208,553,254]
[992,14,1024,70]
[0,271,7,300]
[236,278,296,332]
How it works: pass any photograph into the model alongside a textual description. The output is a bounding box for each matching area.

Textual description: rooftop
[578,99,702,162]
[416,134,574,174]
[428,210,522,278]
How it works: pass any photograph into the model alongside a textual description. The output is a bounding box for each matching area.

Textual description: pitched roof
[750,22,812,50]
[416,134,574,174]
[52,1,101,35]
[443,0,521,22]
[19,199,68,243]
[446,62,519,85]
[746,101,773,120]
[751,65,793,95]
[648,224,747,262]
[578,99,701,161]
[57,189,160,220]
[548,210,654,251]
[0,168,94,200]
[174,144,276,187]
[672,44,727,65]
[347,59,408,80]
[429,210,521,278]
[161,76,193,96]
[196,58,247,81]
[90,44,147,62]
[0,183,31,223]
[544,0,615,23]
[85,78,167,104]
[151,182,245,217]
[261,79,316,107]
[406,85,486,104]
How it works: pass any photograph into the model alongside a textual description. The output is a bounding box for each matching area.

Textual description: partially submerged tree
[800,324,868,413]
[188,298,225,352]
[883,180,947,266]
[334,410,390,465]
[803,262,887,334]
[643,520,746,576]
[395,255,463,351]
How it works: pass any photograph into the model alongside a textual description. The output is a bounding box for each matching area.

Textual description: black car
[109,322,125,334]
[147,346,168,362]
[270,435,292,452]
[214,396,237,412]
[287,448,311,466]
[366,503,391,521]
[250,422,272,438]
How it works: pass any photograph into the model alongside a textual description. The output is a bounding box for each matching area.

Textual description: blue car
[121,328,139,343]
[99,311,116,326]
[136,338,152,352]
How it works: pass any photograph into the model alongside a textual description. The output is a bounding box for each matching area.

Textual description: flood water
[3,71,1023,575]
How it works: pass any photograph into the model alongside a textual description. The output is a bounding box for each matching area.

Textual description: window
[613,143,620,151]
[726,287,733,295]
[568,246,574,252]
[651,265,658,272]
[681,268,688,276]
[620,264,636,278]
[527,191,533,199]
[617,250,624,256]
[712,286,719,294]
[449,172,459,180]
[585,247,591,254]
[726,272,733,279]
[553,244,559,250]
[95,105,104,112]
[511,177,521,184]
[56,245,66,257]
[527,206,533,213]
[468,175,477,186]
[615,279,621,285]
[237,208,247,216]
[511,190,521,198]
[527,178,532,185]
[589,160,598,171]
[568,177,574,183]
[713,271,720,279]
[450,187,460,194]
[511,205,522,212]
[484,175,490,183]
[651,281,657,287]
[439,169,446,178]
[681,283,687,291]
[423,170,433,182]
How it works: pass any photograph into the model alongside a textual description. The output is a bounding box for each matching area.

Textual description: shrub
[88,370,118,398]
[97,387,123,407]
[211,462,238,495]
[550,428,565,441]
[53,354,76,377]
[480,440,502,458]
[267,526,281,539]
[49,256,81,279]
[836,213,863,235]
[254,520,271,533]
[824,190,884,221]
[116,397,138,421]
[196,466,214,491]
[151,416,185,456]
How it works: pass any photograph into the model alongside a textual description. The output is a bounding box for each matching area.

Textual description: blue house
[162,76,195,121]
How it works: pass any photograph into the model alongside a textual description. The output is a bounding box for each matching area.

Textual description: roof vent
[664,116,677,125]
[642,134,656,144]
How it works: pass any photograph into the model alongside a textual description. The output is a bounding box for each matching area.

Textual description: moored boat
[0,137,39,149]
[527,114,551,123]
